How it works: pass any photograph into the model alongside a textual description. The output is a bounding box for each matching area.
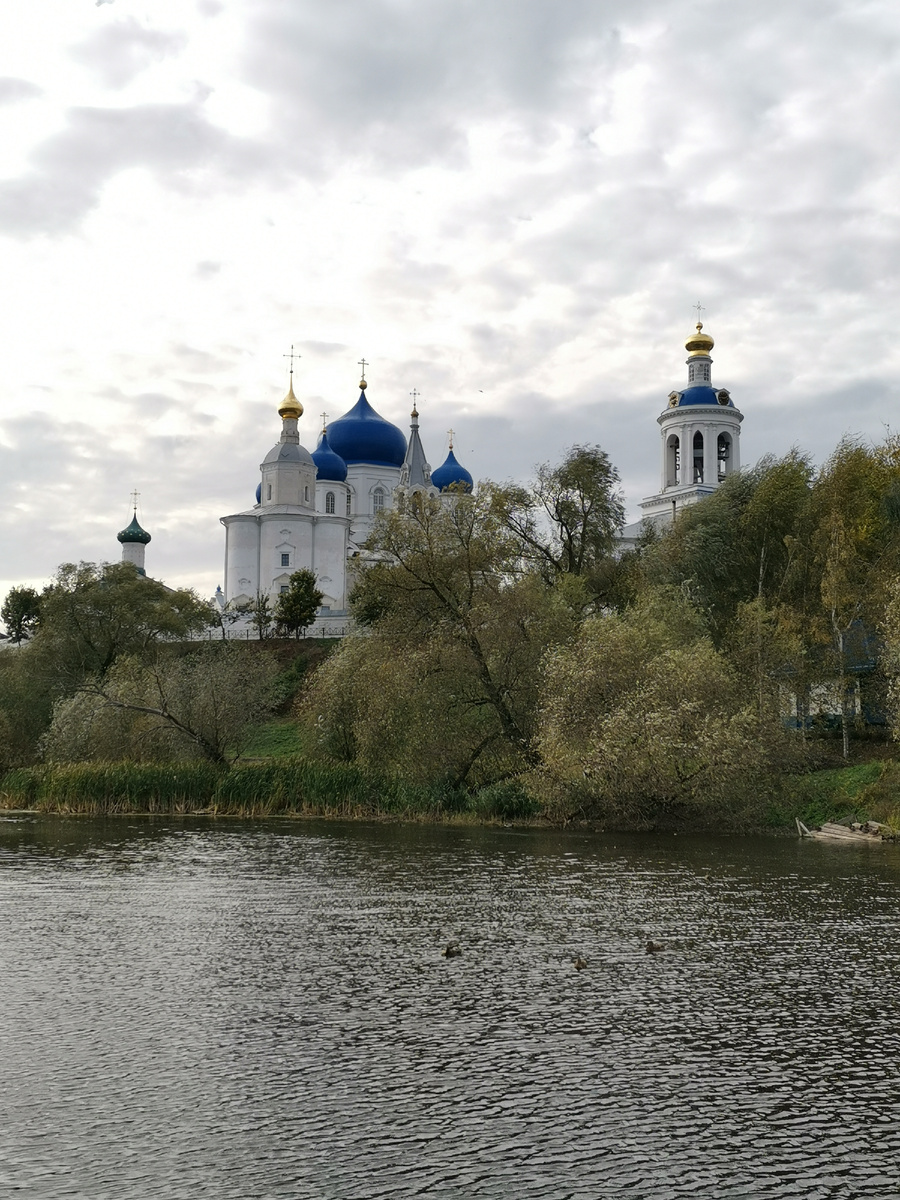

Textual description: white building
[219,369,473,630]
[621,320,743,544]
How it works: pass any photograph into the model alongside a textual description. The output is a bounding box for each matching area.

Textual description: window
[373,487,385,513]
[346,491,352,516]
[325,491,335,514]
[280,586,288,594]
[304,485,310,503]
[666,435,680,487]
[717,433,731,481]
[693,431,704,484]
[281,553,290,567]
[267,483,272,500]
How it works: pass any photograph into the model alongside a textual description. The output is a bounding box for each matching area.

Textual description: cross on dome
[283,344,301,382]
[130,488,140,511]
[448,428,455,449]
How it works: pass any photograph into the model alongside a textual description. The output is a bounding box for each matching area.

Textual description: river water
[1,815,899,1199]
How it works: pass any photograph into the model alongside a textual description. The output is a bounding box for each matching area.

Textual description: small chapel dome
[312,429,348,482]
[685,321,715,357]
[255,482,262,504]
[431,448,473,493]
[278,379,304,420]
[117,511,151,545]
[327,381,407,468]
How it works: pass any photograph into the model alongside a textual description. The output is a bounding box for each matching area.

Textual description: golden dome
[278,379,303,420]
[359,378,367,390]
[685,321,714,357]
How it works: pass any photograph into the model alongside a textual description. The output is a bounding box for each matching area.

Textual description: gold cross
[130,489,140,510]
[448,428,455,449]
[321,411,328,433]
[358,357,368,381]
[693,301,705,322]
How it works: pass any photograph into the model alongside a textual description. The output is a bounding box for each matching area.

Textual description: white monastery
[116,321,741,628]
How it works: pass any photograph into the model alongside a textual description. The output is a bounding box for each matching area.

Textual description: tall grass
[0,758,474,820]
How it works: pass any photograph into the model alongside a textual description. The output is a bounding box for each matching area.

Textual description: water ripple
[1,817,899,1197]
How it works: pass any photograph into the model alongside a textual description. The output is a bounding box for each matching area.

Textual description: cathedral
[218,364,473,630]
[115,320,741,630]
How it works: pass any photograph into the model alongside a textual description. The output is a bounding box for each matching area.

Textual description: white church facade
[217,366,473,630]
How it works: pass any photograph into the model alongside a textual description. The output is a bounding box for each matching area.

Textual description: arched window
[666,435,680,487]
[304,485,310,503]
[373,487,385,513]
[325,491,335,514]
[267,483,272,500]
[717,433,731,481]
[346,490,352,516]
[693,431,704,484]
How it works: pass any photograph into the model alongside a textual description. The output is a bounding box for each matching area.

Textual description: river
[1,815,899,1198]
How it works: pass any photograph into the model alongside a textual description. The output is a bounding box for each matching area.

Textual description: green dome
[117,512,151,545]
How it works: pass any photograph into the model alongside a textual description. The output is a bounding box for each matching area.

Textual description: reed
[0,757,468,820]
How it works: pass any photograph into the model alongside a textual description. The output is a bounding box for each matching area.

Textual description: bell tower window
[693,432,704,483]
[666,435,680,487]
[325,491,336,514]
[717,433,731,481]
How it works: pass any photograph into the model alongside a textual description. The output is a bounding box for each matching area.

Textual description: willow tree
[301,490,585,785]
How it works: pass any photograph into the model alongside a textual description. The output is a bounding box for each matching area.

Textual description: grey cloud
[0,78,42,105]
[0,103,271,235]
[72,18,187,89]
[243,0,628,169]
[195,260,221,279]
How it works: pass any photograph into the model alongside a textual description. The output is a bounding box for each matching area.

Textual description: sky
[1,0,899,601]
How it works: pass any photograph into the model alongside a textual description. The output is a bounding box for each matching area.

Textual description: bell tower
[639,319,743,526]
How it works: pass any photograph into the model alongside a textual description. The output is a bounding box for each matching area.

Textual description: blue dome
[431,448,473,493]
[311,430,348,482]
[675,385,733,408]
[255,483,261,504]
[327,389,406,468]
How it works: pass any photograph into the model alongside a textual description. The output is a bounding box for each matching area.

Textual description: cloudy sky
[1,0,899,600]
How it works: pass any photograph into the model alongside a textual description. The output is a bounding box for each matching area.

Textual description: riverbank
[3,754,899,832]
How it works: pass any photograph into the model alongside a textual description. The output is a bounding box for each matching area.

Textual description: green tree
[302,491,584,782]
[488,444,625,598]
[537,590,804,827]
[275,570,324,638]
[250,591,274,640]
[44,643,279,766]
[36,561,212,681]
[1,586,41,644]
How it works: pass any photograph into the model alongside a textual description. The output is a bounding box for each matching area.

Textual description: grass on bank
[770,759,900,830]
[0,758,540,822]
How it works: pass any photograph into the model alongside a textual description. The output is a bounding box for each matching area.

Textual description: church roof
[327,382,407,468]
[431,448,473,493]
[672,385,735,408]
[117,511,151,544]
[312,429,348,482]
[402,406,431,488]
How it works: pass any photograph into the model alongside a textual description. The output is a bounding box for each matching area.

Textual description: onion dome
[117,511,151,545]
[685,321,714,357]
[255,483,262,504]
[431,448,473,493]
[312,429,348,482]
[278,379,304,420]
[326,380,407,468]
